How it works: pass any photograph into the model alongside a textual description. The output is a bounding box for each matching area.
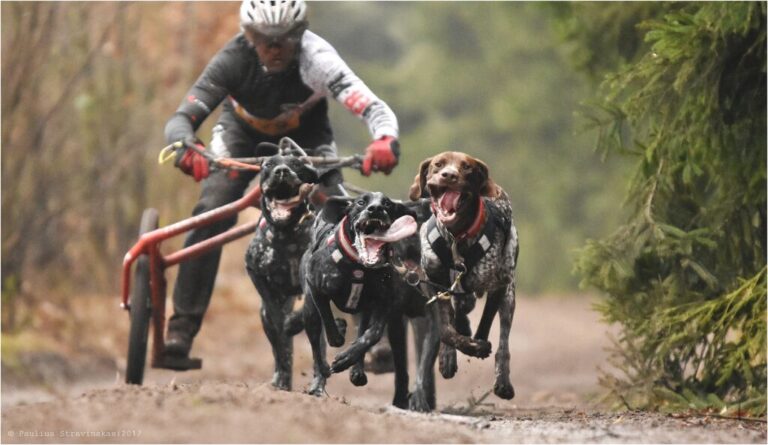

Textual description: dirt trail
[2,236,765,443]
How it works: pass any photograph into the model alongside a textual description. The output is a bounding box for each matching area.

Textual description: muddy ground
[2,233,766,443]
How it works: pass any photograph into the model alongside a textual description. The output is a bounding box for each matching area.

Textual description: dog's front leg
[439,293,475,379]
[492,282,516,400]
[409,305,439,412]
[250,274,294,391]
[475,290,502,342]
[311,289,345,347]
[348,313,370,387]
[387,313,408,408]
[437,298,491,359]
[330,305,387,373]
[303,288,331,396]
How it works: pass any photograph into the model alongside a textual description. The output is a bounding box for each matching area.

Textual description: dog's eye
[357,199,366,206]
[434,161,444,168]
[461,162,470,170]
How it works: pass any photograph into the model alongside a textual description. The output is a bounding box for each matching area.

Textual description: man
[164,0,400,360]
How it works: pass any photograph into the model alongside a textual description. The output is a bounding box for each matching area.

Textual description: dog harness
[426,197,509,291]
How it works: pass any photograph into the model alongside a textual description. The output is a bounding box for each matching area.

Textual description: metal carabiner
[405,270,421,287]
[158,141,184,165]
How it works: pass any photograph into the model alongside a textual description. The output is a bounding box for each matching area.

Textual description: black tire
[125,208,159,385]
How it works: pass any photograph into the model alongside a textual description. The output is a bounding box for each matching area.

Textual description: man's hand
[175,136,210,182]
[362,136,400,176]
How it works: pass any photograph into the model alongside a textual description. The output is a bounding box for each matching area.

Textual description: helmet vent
[240,0,307,31]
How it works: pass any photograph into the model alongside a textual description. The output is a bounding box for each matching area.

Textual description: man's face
[244,27,303,73]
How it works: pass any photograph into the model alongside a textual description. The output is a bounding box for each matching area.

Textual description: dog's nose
[440,168,459,182]
[367,204,385,215]
[273,165,290,177]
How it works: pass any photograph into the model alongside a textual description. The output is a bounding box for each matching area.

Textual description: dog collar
[430,196,486,241]
[326,216,368,310]
[459,197,486,241]
[258,210,310,241]
[332,216,361,264]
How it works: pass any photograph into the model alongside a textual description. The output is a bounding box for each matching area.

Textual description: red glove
[362,136,400,176]
[175,138,210,182]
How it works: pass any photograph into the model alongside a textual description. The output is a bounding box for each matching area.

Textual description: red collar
[431,197,486,241]
[335,216,360,262]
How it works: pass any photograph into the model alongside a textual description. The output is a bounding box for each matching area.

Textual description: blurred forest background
[2,1,629,313]
[2,2,764,414]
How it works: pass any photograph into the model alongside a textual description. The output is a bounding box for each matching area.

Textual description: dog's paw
[439,346,458,379]
[330,350,358,373]
[307,385,325,397]
[493,379,515,400]
[408,390,433,412]
[349,365,368,386]
[307,377,326,397]
[392,392,408,410]
[334,318,347,338]
[458,339,492,359]
[271,372,291,391]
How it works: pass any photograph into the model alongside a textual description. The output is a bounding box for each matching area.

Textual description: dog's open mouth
[353,215,417,266]
[265,194,302,221]
[432,188,463,224]
[263,182,312,222]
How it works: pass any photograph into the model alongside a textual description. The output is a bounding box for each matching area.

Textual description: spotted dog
[244,150,323,391]
[409,152,519,400]
[295,192,435,408]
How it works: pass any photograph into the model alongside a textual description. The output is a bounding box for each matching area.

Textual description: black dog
[294,192,437,408]
[410,151,519,400]
[245,151,324,391]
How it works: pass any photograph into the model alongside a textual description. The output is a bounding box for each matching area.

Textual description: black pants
[168,117,342,338]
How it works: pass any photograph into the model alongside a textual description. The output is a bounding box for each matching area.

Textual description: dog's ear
[470,158,502,198]
[403,198,431,223]
[298,163,320,184]
[321,196,353,224]
[408,157,433,201]
[255,142,280,157]
[316,168,343,187]
[392,200,418,221]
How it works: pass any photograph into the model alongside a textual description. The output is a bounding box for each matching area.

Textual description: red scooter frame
[120,139,362,384]
[121,184,264,373]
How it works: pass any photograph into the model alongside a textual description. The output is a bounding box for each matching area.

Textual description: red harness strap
[335,216,360,262]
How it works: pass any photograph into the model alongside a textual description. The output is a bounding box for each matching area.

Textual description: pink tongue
[271,199,299,219]
[366,215,418,243]
[363,239,387,259]
[440,191,461,212]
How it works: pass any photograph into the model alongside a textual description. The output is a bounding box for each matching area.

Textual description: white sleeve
[299,31,399,140]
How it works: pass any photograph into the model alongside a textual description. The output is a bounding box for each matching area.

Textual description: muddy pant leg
[168,170,253,338]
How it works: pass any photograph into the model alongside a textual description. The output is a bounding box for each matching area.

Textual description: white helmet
[240,0,308,36]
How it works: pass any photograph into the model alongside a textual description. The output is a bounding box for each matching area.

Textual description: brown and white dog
[409,152,519,400]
